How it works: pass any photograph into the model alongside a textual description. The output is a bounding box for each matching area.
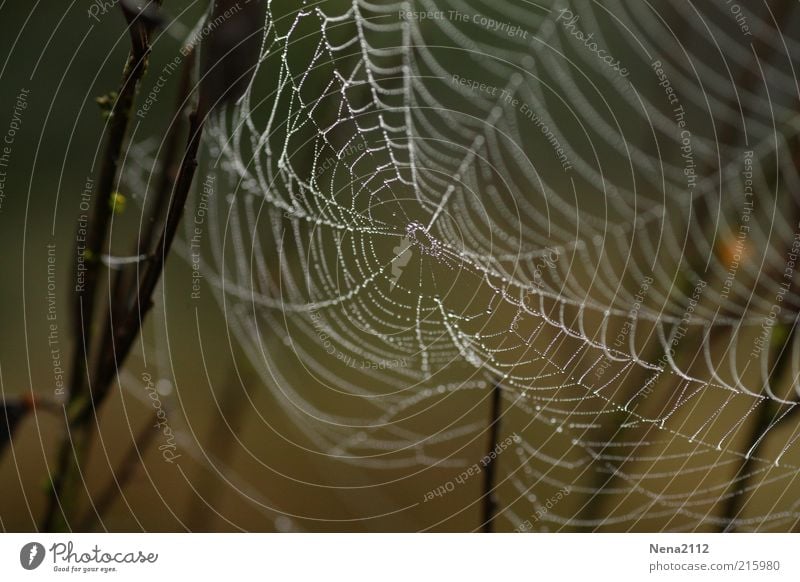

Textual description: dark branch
[481,381,503,532]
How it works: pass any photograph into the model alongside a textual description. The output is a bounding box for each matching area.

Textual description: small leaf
[109,192,127,215]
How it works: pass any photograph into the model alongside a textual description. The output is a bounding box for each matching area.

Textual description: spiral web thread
[158,0,800,530]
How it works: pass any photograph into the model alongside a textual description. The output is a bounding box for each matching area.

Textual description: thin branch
[481,381,503,532]
[43,108,205,532]
[91,110,205,408]
[111,47,196,318]
[42,4,164,532]
[68,6,158,406]
[720,321,800,531]
[42,0,264,531]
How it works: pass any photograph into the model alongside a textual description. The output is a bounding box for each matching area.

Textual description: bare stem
[67,10,156,407]
[42,9,160,532]
[481,381,503,532]
[66,53,197,531]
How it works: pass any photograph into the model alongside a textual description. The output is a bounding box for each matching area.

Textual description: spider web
[179,0,800,531]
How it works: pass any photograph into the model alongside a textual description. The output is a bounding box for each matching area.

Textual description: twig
[42,3,165,532]
[92,109,205,403]
[68,6,158,406]
[71,52,197,531]
[42,0,262,532]
[481,381,503,532]
[111,47,196,317]
[43,107,205,532]
[720,103,800,519]
[720,320,798,531]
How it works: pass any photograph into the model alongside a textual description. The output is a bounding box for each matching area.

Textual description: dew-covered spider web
[167,0,800,531]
